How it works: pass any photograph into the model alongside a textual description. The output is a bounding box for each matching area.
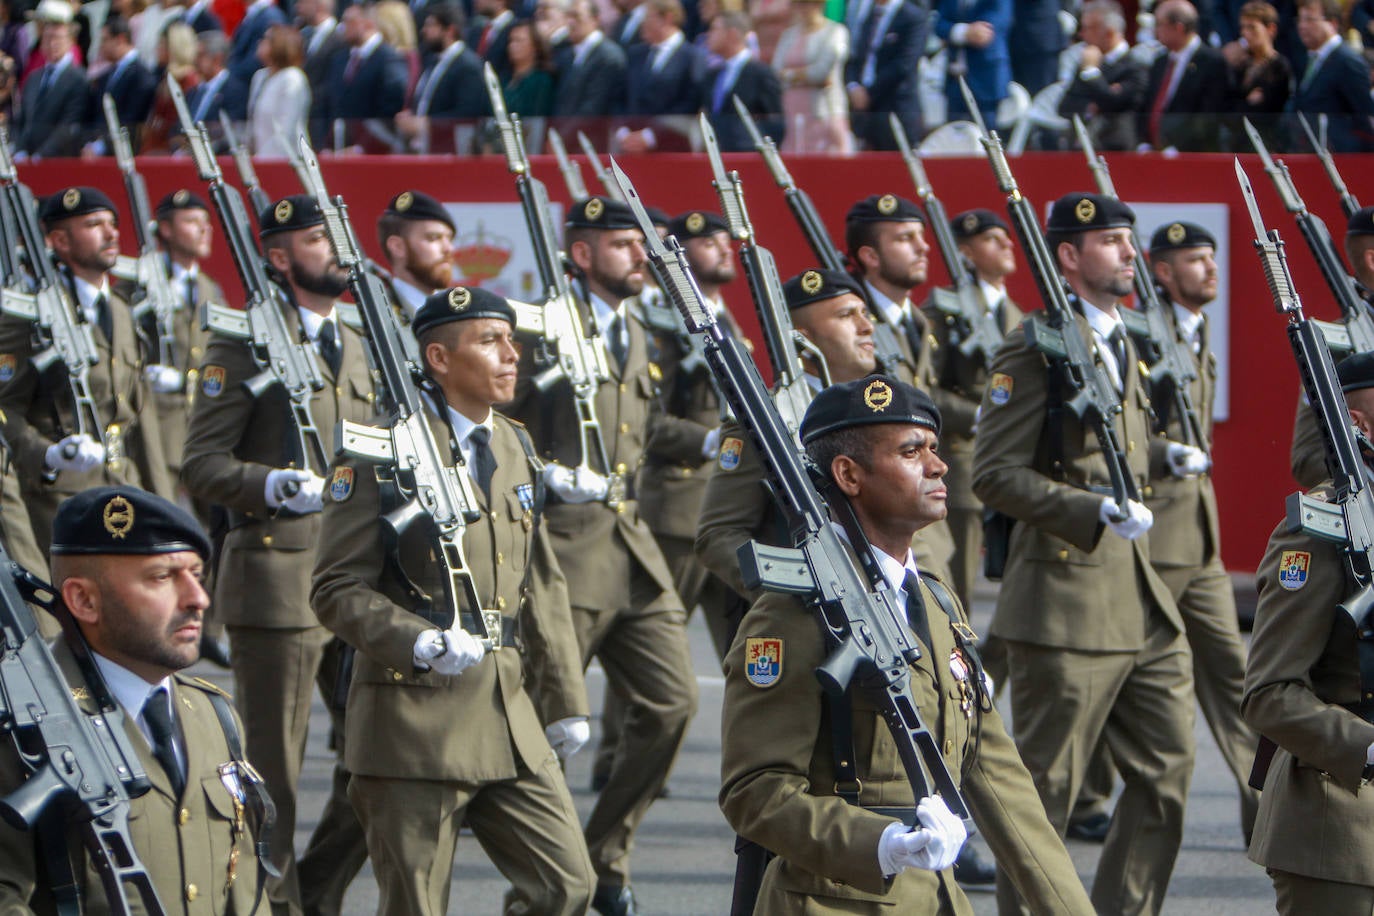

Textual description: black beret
[645,206,671,228]
[951,208,1008,240]
[846,193,924,224]
[801,374,941,444]
[155,189,210,218]
[1149,220,1215,255]
[783,268,865,311]
[1338,351,1374,393]
[40,186,118,226]
[412,285,516,337]
[1348,206,1374,237]
[1046,193,1134,234]
[384,190,455,233]
[566,197,640,230]
[668,210,728,239]
[259,194,324,239]
[51,486,211,561]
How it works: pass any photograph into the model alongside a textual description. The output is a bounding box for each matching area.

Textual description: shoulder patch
[988,372,1013,406]
[0,354,15,384]
[744,637,783,687]
[1278,550,1310,591]
[201,365,226,398]
[718,436,744,471]
[329,466,355,502]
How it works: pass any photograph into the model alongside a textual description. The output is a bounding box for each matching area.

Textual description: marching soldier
[972,193,1195,915]
[0,485,265,913]
[719,374,1095,916]
[181,195,373,916]
[375,189,456,324]
[311,287,595,916]
[0,186,172,556]
[505,196,698,916]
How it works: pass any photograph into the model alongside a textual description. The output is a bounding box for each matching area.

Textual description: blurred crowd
[1,0,1371,159]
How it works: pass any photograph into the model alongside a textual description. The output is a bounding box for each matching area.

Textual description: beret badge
[103,495,134,540]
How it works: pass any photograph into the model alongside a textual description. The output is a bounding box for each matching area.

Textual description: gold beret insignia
[1166,222,1186,244]
[863,380,893,412]
[585,198,604,221]
[274,200,293,224]
[62,188,81,211]
[448,287,472,311]
[686,212,705,234]
[962,213,979,234]
[103,495,134,540]
[801,270,823,294]
[1075,198,1096,224]
[172,189,190,206]
[395,191,414,212]
[877,194,898,216]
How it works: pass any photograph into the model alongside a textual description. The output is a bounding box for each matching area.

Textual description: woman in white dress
[247,24,310,157]
[771,0,853,154]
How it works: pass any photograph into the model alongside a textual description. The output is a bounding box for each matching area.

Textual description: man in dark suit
[396,2,488,153]
[186,30,231,127]
[936,0,1012,129]
[466,0,515,81]
[1288,0,1374,152]
[173,0,224,33]
[1138,0,1228,152]
[297,0,344,144]
[553,0,627,121]
[325,2,410,150]
[12,6,86,159]
[223,0,286,121]
[84,15,157,154]
[1009,0,1065,95]
[1060,0,1149,151]
[610,0,646,48]
[845,0,927,150]
[615,0,702,153]
[536,0,576,79]
[701,11,780,152]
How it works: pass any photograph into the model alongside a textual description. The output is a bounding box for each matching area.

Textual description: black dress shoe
[952,843,996,886]
[591,884,638,916]
[199,633,232,669]
[1066,811,1111,843]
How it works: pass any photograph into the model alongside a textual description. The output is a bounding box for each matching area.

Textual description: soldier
[0,485,265,913]
[311,286,595,916]
[972,193,1195,915]
[0,186,172,556]
[719,374,1095,915]
[181,195,373,916]
[1246,351,1374,914]
[504,196,697,916]
[375,189,456,324]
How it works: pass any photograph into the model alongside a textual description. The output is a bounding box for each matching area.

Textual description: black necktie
[142,687,185,797]
[184,274,198,310]
[468,425,496,498]
[93,293,112,342]
[318,319,342,376]
[606,312,627,370]
[903,570,933,652]
[1107,326,1127,386]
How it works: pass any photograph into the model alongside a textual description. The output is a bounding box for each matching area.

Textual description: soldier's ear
[59,576,100,628]
[830,454,863,498]
[568,238,593,273]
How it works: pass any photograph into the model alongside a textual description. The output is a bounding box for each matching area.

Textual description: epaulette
[179,674,234,701]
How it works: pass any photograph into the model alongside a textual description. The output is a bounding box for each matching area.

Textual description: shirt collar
[590,292,621,333]
[169,260,199,285]
[354,31,382,58]
[654,30,683,56]
[863,279,907,326]
[297,305,338,341]
[1313,33,1341,65]
[1172,33,1201,64]
[1080,298,1124,342]
[91,650,173,722]
[446,403,493,446]
[72,275,109,316]
[831,521,920,592]
[724,47,750,69]
[576,30,604,52]
[1171,301,1203,343]
[1103,39,1129,64]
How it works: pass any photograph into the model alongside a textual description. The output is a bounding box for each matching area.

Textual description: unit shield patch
[745,637,783,687]
[1278,550,1310,591]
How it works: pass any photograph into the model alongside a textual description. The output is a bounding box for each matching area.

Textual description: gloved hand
[264,468,325,514]
[1098,497,1153,540]
[1365,740,1374,768]
[702,427,722,460]
[413,627,487,676]
[1166,441,1211,477]
[45,434,105,475]
[543,464,610,504]
[142,364,184,394]
[876,796,968,875]
[544,716,591,760]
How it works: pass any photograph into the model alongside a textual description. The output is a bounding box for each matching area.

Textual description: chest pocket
[500,489,534,576]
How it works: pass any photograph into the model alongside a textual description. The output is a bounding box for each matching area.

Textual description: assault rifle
[0,547,166,915]
[171,75,330,473]
[1073,115,1206,448]
[547,128,589,201]
[104,94,180,369]
[575,131,626,203]
[964,84,1138,517]
[1244,118,1374,356]
[890,112,1001,370]
[1299,113,1361,220]
[219,112,273,222]
[0,128,109,455]
[613,155,976,833]
[296,139,503,648]
[484,64,623,504]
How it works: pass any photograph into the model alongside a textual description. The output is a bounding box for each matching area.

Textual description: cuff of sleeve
[950,22,970,44]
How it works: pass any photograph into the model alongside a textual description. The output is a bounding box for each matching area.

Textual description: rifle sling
[204,689,277,915]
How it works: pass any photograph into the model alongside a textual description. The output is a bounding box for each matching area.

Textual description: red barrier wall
[21,152,1357,572]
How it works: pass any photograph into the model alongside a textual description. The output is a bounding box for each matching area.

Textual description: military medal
[950,648,975,719]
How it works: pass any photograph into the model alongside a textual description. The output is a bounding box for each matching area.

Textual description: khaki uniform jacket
[181,301,376,629]
[720,566,1094,914]
[920,290,1023,512]
[1140,303,1222,569]
[971,310,1181,651]
[0,642,260,915]
[311,409,589,782]
[1244,489,1374,885]
[0,285,172,553]
[1291,393,1328,491]
[150,269,223,476]
[506,302,677,611]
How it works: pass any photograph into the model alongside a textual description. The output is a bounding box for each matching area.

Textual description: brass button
[681,467,693,477]
[619,383,627,392]
[615,462,627,475]
[616,504,626,514]
[366,392,375,403]
[943,738,954,755]
[336,386,344,396]
[1057,548,1069,560]
[1127,440,1136,453]
[186,884,198,902]
[619,422,630,434]
[192,346,203,358]
[1143,486,1153,498]
[497,596,507,609]
[496,552,504,565]
[390,669,403,681]
[178,808,190,826]
[262,535,273,547]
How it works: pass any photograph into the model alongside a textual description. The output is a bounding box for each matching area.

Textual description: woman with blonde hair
[772,0,851,153]
[248,23,310,156]
[142,21,200,152]
[374,0,420,93]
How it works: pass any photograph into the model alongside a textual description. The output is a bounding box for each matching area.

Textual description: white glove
[1098,497,1154,540]
[45,434,105,474]
[1365,741,1374,767]
[543,464,610,504]
[544,716,591,760]
[413,626,487,676]
[142,364,184,394]
[1166,441,1211,477]
[702,427,722,460]
[264,468,325,514]
[876,796,968,876]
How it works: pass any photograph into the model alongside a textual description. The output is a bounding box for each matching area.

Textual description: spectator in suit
[610,0,646,48]
[616,0,702,152]
[1138,0,1229,151]
[1222,0,1290,149]
[467,0,515,81]
[552,0,627,120]
[186,28,230,124]
[83,14,158,155]
[247,23,308,155]
[844,0,927,150]
[504,18,554,115]
[325,1,409,150]
[772,0,850,154]
[1009,0,1065,95]
[394,2,487,152]
[1060,0,1149,151]
[12,0,86,159]
[936,0,1011,129]
[297,0,343,144]
[223,0,285,120]
[170,0,224,34]
[535,0,575,79]
[1288,0,1374,152]
[702,10,781,151]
